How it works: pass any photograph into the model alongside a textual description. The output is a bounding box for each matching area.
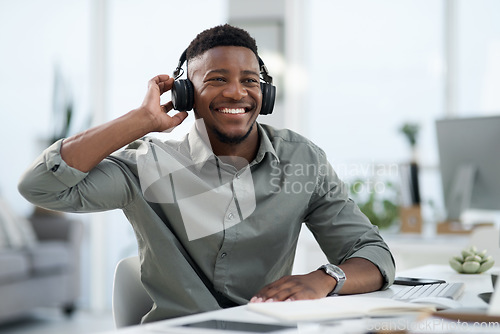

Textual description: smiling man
[18,24,395,323]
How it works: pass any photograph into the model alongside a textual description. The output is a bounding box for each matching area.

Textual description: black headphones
[171,49,276,115]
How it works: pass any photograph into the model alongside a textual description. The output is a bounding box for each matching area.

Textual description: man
[19,24,395,323]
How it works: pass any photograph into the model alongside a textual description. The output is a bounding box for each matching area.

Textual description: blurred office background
[0,0,499,329]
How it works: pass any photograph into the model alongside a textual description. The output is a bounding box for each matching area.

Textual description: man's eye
[244,78,259,84]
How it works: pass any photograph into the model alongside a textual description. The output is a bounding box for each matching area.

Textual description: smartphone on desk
[394,276,446,286]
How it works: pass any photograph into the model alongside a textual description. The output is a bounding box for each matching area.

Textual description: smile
[216,107,247,114]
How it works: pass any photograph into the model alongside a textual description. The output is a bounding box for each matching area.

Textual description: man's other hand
[249,270,334,303]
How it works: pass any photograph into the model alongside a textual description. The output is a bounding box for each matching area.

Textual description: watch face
[325,264,345,279]
[321,264,346,295]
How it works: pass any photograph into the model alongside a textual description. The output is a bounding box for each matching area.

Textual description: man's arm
[251,148,394,303]
[61,75,188,172]
[18,75,189,211]
[250,257,383,302]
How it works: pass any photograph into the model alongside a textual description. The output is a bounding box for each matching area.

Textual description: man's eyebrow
[241,70,260,77]
[207,69,229,75]
[206,69,260,76]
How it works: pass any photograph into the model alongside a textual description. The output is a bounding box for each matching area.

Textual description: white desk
[368,264,494,309]
[99,265,497,334]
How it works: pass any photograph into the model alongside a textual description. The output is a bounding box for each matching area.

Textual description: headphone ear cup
[172,79,194,111]
[260,82,276,115]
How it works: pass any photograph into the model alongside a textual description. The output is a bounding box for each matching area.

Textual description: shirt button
[227,212,234,220]
[221,252,227,258]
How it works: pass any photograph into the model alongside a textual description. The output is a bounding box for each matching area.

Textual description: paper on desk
[247,296,436,322]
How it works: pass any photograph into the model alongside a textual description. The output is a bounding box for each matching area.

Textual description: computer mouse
[410,297,462,310]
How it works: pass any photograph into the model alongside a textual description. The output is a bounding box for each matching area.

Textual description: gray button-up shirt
[18,121,395,322]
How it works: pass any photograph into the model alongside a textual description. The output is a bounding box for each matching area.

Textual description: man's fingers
[149,75,174,94]
[250,273,328,303]
[157,75,174,94]
[251,277,299,302]
[161,101,174,113]
[151,74,171,84]
[170,111,189,126]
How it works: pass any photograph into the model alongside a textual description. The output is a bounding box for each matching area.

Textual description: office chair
[112,256,153,328]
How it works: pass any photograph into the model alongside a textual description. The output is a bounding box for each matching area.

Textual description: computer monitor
[436,115,500,221]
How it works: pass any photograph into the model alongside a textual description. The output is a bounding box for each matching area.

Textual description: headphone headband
[173,50,187,80]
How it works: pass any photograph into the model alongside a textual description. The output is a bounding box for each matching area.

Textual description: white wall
[304,0,500,223]
[0,0,91,215]
[307,0,443,165]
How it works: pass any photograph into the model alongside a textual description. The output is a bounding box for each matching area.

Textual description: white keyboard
[392,282,465,301]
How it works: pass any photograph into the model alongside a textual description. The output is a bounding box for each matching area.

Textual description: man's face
[188,46,262,145]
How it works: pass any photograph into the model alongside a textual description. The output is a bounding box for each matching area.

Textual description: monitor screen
[436,115,500,220]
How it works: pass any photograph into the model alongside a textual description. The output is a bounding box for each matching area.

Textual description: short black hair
[186,24,259,62]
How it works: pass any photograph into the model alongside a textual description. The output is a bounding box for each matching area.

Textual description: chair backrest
[112,256,153,328]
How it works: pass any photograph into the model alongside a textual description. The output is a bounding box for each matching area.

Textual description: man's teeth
[218,108,246,114]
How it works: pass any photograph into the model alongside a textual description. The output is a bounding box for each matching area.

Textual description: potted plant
[349,178,399,230]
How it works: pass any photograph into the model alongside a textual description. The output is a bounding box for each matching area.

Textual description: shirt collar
[252,123,280,166]
[187,119,216,169]
[186,120,280,171]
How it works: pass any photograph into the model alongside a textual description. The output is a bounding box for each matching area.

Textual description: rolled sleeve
[19,140,88,208]
[346,244,396,289]
[19,139,138,213]
[44,140,89,187]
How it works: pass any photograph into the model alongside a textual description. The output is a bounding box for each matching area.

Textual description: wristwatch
[318,264,346,296]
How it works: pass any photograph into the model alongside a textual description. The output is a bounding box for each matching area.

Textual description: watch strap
[319,264,346,296]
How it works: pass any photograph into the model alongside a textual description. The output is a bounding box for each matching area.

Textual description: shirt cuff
[347,245,396,290]
[44,139,88,187]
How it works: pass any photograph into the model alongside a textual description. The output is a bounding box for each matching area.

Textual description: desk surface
[100,265,497,334]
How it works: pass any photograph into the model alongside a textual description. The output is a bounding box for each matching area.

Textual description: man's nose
[222,81,248,100]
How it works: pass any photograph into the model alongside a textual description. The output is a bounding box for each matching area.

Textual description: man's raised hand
[142,74,189,132]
